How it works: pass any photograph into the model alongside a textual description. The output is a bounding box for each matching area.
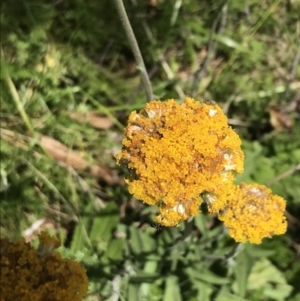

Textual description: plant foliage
[1,0,300,300]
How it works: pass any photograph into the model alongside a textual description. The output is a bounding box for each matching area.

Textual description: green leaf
[158,227,178,245]
[247,259,293,300]
[186,268,230,285]
[233,247,255,297]
[215,292,251,301]
[194,214,209,238]
[89,202,119,242]
[106,238,125,261]
[214,34,249,52]
[245,245,275,258]
[128,283,139,301]
[139,260,159,299]
[129,226,143,255]
[192,280,213,301]
[70,218,88,252]
[129,273,161,284]
[129,225,156,255]
[163,276,182,301]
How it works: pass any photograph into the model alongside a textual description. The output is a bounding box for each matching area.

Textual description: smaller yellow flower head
[116,97,244,226]
[0,232,89,301]
[38,231,61,257]
[218,183,287,244]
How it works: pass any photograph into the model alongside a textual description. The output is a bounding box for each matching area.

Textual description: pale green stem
[113,0,153,102]
[1,47,35,135]
[5,71,35,136]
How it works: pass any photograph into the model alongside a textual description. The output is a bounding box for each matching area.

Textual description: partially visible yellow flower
[37,231,61,257]
[0,232,89,301]
[218,183,287,244]
[116,97,244,226]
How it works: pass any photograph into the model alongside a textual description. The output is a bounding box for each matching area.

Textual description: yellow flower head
[0,232,89,300]
[116,97,244,226]
[218,183,287,244]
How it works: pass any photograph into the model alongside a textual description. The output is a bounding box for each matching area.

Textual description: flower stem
[113,0,153,102]
[1,47,35,136]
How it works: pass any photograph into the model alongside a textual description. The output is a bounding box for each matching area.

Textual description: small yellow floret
[116,97,244,226]
[218,183,287,244]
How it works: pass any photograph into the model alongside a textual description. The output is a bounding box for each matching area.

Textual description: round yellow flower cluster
[116,97,244,226]
[218,183,287,244]
[0,232,88,301]
[117,97,287,244]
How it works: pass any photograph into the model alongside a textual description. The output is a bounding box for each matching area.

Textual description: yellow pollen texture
[116,97,244,226]
[218,183,287,244]
[0,232,89,300]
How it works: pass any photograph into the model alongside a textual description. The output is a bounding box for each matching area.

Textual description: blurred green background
[1,0,300,300]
